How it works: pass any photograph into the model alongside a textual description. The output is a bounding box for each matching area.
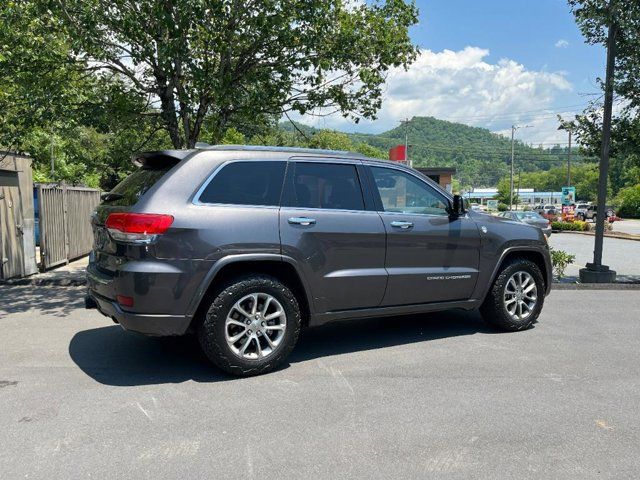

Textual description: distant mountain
[280,116,584,187]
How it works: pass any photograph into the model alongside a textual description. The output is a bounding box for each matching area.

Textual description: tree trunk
[157,83,183,149]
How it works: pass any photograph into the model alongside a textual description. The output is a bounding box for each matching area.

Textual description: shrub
[615,184,640,218]
[551,221,586,231]
[553,220,591,232]
[573,220,590,231]
[549,247,575,279]
[497,203,508,212]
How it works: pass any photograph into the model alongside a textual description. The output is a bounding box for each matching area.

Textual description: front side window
[371,167,449,216]
[286,162,365,211]
[198,161,286,206]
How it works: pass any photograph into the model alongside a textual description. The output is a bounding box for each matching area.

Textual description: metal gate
[38,185,101,270]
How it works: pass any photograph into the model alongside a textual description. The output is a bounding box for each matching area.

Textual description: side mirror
[449,194,466,217]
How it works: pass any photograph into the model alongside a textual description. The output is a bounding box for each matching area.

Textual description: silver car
[498,211,552,237]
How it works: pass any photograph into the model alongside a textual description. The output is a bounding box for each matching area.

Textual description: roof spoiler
[131,150,193,168]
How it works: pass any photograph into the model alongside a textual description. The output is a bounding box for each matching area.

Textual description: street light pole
[579,15,618,283]
[567,128,572,187]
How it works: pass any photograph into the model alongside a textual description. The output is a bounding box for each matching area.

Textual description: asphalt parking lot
[1,286,639,479]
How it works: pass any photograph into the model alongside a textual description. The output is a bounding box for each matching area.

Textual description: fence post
[37,185,44,271]
[62,184,69,265]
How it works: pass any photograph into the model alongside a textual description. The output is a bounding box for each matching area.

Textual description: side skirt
[309,299,480,327]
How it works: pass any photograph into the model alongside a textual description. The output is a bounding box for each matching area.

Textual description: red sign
[562,205,575,222]
[389,145,407,162]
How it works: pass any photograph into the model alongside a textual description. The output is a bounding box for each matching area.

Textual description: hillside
[281,117,586,188]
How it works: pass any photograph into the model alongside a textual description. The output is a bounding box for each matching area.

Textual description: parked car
[575,204,616,221]
[498,211,552,237]
[86,146,552,376]
[574,203,590,219]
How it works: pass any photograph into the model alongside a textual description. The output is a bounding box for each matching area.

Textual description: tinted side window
[286,162,365,211]
[371,166,449,216]
[199,161,286,206]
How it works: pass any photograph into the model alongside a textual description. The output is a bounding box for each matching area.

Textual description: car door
[366,164,481,306]
[279,159,387,313]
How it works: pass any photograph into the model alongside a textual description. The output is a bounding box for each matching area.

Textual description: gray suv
[86,146,552,376]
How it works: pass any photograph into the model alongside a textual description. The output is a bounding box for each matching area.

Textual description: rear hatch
[92,151,188,273]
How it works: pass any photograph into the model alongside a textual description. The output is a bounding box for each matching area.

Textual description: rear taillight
[105,213,174,244]
[116,295,134,307]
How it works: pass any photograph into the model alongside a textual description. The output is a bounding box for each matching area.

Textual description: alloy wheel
[225,293,287,360]
[503,271,538,321]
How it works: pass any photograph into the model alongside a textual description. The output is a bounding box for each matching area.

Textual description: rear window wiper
[101,192,124,202]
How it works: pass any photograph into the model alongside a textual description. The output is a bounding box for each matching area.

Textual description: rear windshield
[102,167,170,206]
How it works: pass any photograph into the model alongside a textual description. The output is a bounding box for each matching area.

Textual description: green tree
[52,0,419,148]
[495,178,517,206]
[615,184,640,218]
[568,0,640,197]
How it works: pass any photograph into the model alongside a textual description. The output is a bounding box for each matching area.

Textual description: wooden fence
[38,185,101,270]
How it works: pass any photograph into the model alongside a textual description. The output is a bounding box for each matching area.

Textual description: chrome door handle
[288,217,316,226]
[390,220,414,229]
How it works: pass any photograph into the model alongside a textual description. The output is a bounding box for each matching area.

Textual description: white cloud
[292,47,574,144]
[555,39,570,48]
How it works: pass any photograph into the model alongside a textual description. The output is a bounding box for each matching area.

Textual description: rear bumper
[86,261,191,336]
[86,290,190,336]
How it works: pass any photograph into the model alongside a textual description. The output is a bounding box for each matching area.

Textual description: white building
[465,188,562,206]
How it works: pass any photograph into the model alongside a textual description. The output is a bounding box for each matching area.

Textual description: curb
[552,282,640,290]
[558,230,640,242]
[1,276,86,287]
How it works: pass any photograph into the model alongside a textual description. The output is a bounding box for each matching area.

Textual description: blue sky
[297,0,606,144]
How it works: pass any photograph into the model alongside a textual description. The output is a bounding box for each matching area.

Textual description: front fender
[473,242,552,302]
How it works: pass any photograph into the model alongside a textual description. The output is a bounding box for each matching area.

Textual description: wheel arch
[187,254,313,331]
[480,247,551,302]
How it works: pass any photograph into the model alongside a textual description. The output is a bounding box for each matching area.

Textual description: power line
[424,102,591,122]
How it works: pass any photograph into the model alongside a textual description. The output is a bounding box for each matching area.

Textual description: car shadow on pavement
[69,308,498,386]
[68,326,230,385]
[289,308,494,364]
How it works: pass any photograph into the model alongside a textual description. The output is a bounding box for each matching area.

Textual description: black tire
[197,275,302,376]
[480,258,545,331]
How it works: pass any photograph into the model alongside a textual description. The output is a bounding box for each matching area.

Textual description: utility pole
[509,125,531,211]
[50,133,55,181]
[516,169,522,211]
[579,13,617,283]
[558,117,575,187]
[402,118,411,167]
[567,128,572,187]
[510,126,515,211]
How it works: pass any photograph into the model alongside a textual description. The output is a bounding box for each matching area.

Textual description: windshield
[516,212,542,220]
